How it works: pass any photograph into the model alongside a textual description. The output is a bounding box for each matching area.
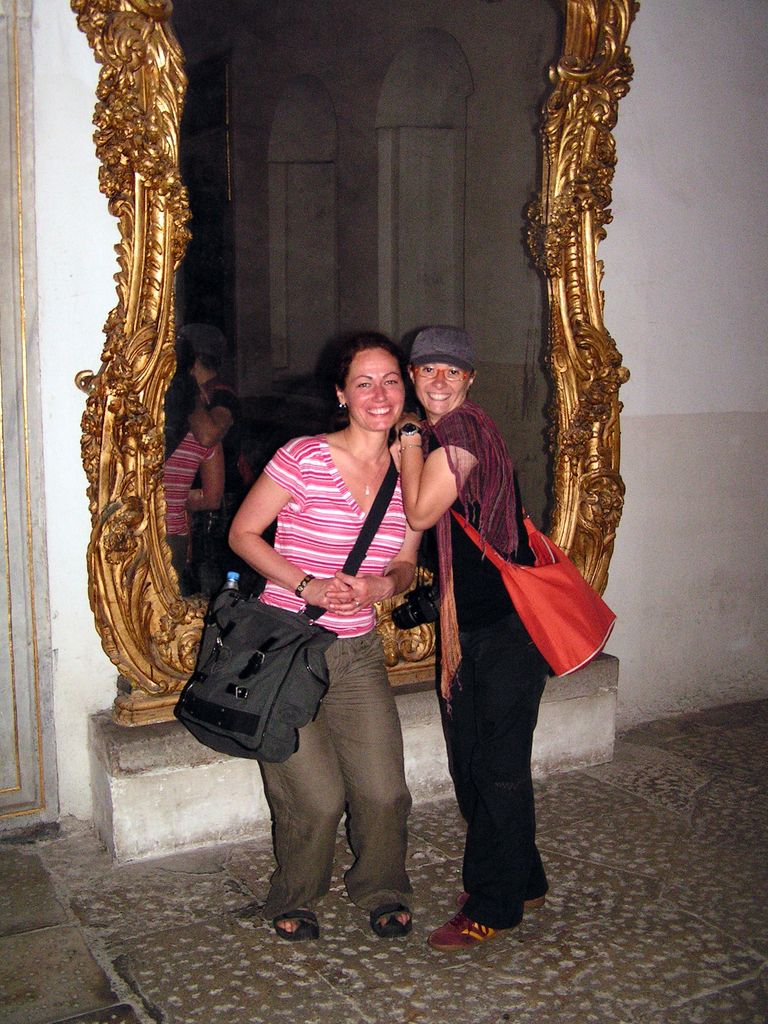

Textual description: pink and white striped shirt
[260,435,407,637]
[163,432,218,536]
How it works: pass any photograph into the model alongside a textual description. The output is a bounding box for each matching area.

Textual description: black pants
[444,612,549,930]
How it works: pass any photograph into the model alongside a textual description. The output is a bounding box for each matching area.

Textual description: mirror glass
[168,0,562,597]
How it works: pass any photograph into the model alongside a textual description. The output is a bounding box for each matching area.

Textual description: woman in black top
[398,326,549,952]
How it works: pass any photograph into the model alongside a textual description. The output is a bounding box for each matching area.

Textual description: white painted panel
[602,0,768,417]
[0,1,55,821]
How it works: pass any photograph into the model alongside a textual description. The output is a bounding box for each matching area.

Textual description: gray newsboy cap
[409,326,475,371]
[178,323,226,358]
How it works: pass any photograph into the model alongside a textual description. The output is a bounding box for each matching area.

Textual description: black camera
[391,583,440,630]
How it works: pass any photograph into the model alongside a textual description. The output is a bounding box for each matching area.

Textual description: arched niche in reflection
[269,76,339,376]
[72,0,637,725]
[377,29,472,339]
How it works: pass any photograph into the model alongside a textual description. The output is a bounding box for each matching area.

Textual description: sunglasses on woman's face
[412,365,470,382]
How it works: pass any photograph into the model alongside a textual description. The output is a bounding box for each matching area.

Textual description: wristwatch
[398,422,422,438]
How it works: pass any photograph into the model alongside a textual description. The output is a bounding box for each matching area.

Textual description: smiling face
[337,347,406,434]
[410,363,475,425]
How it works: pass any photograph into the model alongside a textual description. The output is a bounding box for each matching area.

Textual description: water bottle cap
[226,571,240,582]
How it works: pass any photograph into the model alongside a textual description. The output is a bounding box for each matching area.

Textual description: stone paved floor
[1,700,767,1024]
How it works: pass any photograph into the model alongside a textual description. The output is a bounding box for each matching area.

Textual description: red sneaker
[456,891,546,913]
[427,912,498,951]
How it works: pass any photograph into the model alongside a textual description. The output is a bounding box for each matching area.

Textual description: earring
[339,401,347,409]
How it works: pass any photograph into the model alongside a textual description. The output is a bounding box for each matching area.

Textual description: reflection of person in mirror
[228,333,421,943]
[178,324,255,593]
[398,326,550,952]
[163,337,224,596]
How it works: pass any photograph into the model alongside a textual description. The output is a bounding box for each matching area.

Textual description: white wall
[602,0,768,725]
[32,7,116,818]
[33,1,768,820]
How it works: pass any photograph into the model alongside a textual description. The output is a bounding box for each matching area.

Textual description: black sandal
[273,908,320,942]
[370,902,412,938]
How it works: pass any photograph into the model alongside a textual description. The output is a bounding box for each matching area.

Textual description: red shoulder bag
[452,510,616,677]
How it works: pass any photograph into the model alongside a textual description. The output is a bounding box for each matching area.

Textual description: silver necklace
[341,430,385,498]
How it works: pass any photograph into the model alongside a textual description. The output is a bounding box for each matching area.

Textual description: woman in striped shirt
[229,333,421,943]
[163,337,225,593]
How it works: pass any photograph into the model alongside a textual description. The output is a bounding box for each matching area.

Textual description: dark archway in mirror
[170,1,563,596]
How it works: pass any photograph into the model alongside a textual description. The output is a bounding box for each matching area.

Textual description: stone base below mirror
[89,656,618,863]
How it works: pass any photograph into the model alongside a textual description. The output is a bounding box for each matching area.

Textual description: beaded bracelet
[294,573,315,597]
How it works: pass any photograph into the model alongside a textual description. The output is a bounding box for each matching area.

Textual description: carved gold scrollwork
[73,0,192,722]
[73,0,636,725]
[527,0,637,593]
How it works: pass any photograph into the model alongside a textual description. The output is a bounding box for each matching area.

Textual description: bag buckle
[237,650,266,680]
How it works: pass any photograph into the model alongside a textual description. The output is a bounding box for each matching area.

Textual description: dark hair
[174,334,196,376]
[333,332,405,391]
[164,337,197,458]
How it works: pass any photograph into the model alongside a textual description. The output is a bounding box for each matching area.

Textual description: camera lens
[391,583,439,630]
[391,600,421,630]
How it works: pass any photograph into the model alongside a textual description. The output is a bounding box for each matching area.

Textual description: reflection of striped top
[163,432,217,536]
[261,435,406,638]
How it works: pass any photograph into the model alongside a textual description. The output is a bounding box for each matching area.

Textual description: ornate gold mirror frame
[72,0,637,726]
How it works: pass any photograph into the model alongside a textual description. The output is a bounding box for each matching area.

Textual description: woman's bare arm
[188,400,233,447]
[399,444,478,531]
[186,444,224,512]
